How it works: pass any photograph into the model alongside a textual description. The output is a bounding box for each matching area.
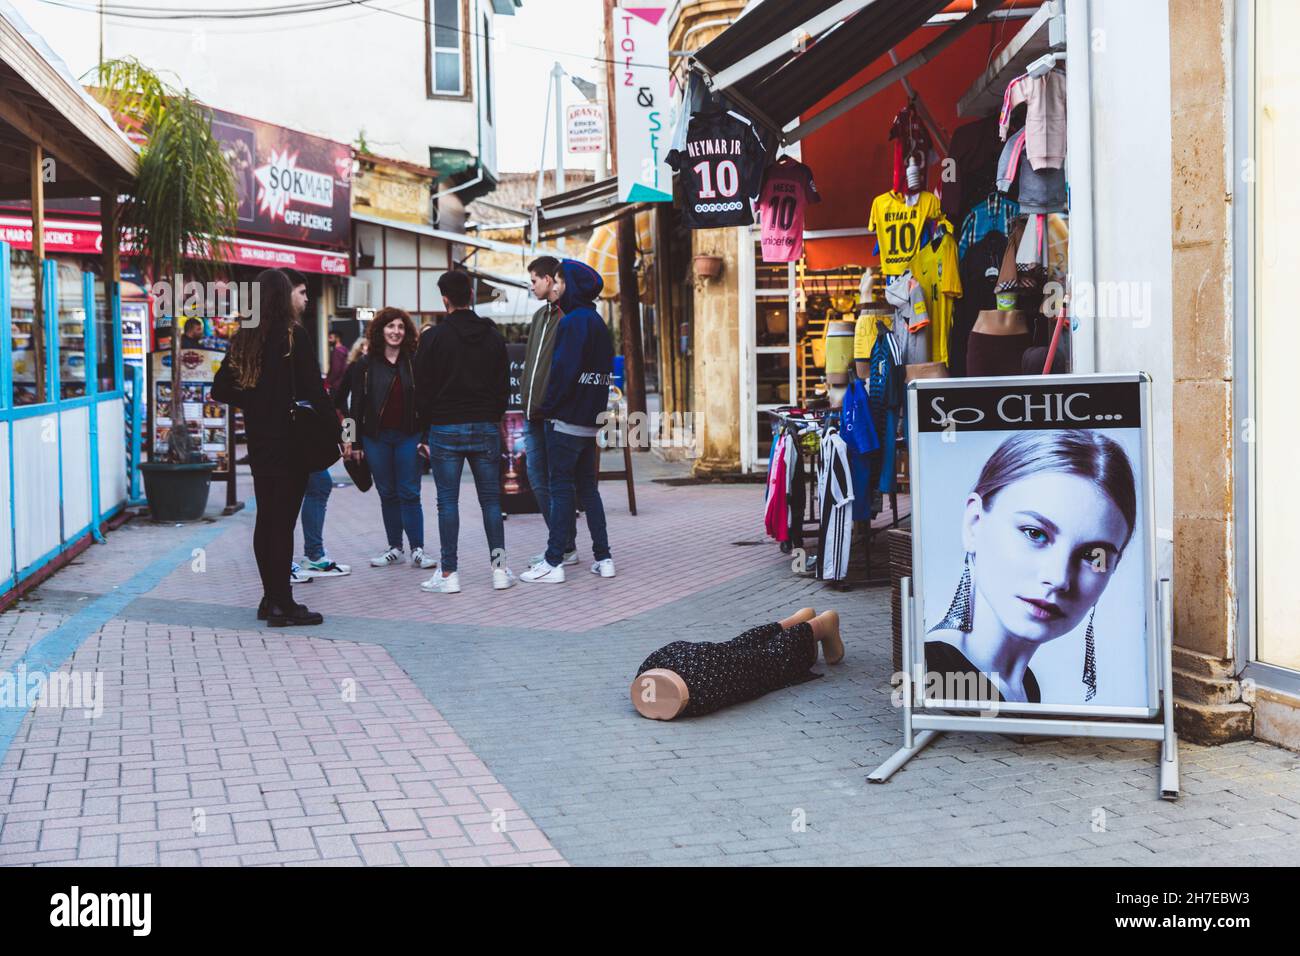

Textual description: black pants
[252,471,309,606]
[636,621,817,718]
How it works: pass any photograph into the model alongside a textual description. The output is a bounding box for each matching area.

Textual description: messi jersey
[758,157,820,263]
[667,108,768,228]
[868,189,940,275]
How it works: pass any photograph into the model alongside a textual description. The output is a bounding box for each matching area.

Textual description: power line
[36,0,670,69]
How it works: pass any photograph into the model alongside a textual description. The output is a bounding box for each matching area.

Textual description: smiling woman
[924,430,1138,706]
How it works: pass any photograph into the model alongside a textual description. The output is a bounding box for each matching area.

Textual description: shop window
[1251,0,1300,673]
[94,277,118,393]
[756,351,791,407]
[56,258,86,399]
[9,249,43,406]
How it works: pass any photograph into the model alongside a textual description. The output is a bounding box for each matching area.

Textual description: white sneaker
[591,558,616,578]
[492,567,516,590]
[520,560,566,584]
[528,550,579,567]
[290,562,313,585]
[371,547,403,567]
[410,547,438,570]
[299,557,351,578]
[420,571,461,594]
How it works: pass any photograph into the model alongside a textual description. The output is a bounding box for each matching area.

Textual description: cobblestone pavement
[2,458,1299,866]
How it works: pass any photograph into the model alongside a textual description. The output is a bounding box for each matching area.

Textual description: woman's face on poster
[963,472,1130,644]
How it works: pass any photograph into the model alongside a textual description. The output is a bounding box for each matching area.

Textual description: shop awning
[353,210,561,258]
[0,2,137,199]
[691,0,955,135]
[0,214,351,275]
[531,176,647,242]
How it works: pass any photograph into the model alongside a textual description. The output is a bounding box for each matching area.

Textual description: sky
[6,0,607,174]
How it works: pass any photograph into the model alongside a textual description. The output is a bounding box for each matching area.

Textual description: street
[2,460,1299,867]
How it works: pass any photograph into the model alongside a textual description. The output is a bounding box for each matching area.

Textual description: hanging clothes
[666,108,769,228]
[940,115,1002,226]
[758,156,821,263]
[999,69,1067,170]
[908,219,963,368]
[787,425,807,548]
[885,271,931,366]
[841,377,879,522]
[959,193,1021,259]
[869,189,942,275]
[866,322,904,494]
[889,103,931,194]
[816,430,855,581]
[951,231,1008,377]
[763,430,789,541]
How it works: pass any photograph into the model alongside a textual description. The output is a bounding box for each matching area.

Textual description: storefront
[0,5,137,601]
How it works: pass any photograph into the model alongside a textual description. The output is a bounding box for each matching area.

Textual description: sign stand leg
[1158,577,1180,800]
[868,578,943,782]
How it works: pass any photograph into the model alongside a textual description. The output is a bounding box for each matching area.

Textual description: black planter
[139,461,216,522]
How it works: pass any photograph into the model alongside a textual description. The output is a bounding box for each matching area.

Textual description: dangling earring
[1082,607,1098,701]
[931,552,974,633]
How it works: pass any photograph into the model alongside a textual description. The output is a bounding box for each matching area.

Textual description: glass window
[1253,0,1300,672]
[95,277,118,393]
[9,248,42,406]
[432,0,463,95]
[57,258,86,399]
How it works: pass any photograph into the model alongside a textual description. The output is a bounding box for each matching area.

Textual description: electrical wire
[36,0,670,69]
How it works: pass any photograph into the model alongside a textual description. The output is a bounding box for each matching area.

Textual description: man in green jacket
[521,255,577,566]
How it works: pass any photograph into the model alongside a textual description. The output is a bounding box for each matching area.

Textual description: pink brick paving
[0,617,564,866]
[147,476,798,631]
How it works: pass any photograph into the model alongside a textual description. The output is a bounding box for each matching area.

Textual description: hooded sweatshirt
[414,308,509,427]
[539,259,614,436]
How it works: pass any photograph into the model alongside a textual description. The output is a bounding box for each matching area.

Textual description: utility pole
[552,61,566,195]
[603,0,617,171]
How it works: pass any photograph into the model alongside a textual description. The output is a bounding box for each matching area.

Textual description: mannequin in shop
[630,608,844,720]
[967,308,1032,377]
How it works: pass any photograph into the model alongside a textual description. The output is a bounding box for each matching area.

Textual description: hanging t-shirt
[816,431,855,582]
[908,222,963,367]
[758,158,820,262]
[868,189,941,275]
[667,108,767,229]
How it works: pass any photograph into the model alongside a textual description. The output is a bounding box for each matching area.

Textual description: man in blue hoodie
[520,259,616,584]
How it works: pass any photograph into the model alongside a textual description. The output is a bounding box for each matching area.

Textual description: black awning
[692,0,952,134]
[532,176,647,242]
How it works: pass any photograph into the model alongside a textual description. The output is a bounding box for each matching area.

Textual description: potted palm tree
[92,59,239,520]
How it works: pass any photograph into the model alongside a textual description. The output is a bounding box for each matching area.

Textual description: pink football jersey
[758,158,820,263]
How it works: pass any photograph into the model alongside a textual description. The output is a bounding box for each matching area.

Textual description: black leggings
[636,621,817,718]
[252,471,309,606]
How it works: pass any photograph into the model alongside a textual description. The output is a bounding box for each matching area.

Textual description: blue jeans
[362,429,425,551]
[545,423,610,567]
[299,469,333,560]
[427,422,505,573]
[525,418,575,553]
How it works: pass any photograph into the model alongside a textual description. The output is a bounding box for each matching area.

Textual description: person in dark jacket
[212,268,338,627]
[335,306,437,571]
[519,255,578,566]
[412,270,514,593]
[520,259,615,585]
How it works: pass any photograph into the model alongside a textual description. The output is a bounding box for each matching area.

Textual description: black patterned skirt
[636,621,818,718]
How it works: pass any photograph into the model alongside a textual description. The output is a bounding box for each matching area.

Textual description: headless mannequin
[631,608,844,721]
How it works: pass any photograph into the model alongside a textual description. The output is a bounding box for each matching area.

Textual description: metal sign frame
[868,373,1179,799]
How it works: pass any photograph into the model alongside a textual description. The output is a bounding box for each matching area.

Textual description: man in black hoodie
[413,270,514,593]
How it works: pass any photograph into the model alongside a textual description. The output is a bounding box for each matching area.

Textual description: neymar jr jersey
[868,190,940,275]
[667,109,767,229]
[758,158,820,262]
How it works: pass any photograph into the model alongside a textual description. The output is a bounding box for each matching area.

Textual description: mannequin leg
[810,610,843,665]
[630,668,690,721]
[778,607,816,630]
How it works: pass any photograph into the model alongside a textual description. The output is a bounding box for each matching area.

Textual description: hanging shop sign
[614,5,672,203]
[567,104,605,154]
[210,107,353,248]
[870,374,1179,799]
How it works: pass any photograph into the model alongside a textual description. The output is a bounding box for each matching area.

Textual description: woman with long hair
[212,268,338,627]
[335,307,436,570]
[925,430,1138,705]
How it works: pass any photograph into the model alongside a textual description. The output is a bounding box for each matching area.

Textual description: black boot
[257,597,269,621]
[266,602,323,627]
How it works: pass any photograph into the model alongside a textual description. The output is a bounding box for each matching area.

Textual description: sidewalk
[2,457,1299,866]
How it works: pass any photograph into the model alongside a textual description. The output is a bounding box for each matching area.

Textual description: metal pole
[553,62,567,253]
[1159,577,1180,800]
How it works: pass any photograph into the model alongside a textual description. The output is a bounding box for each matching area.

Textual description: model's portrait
[924,429,1139,706]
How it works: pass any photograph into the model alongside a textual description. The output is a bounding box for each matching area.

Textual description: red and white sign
[0,216,350,276]
[567,104,605,154]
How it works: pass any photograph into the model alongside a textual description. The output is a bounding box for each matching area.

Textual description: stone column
[1168,0,1251,743]
[690,228,743,476]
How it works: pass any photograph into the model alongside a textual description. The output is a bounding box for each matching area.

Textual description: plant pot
[693,254,724,279]
[139,461,216,522]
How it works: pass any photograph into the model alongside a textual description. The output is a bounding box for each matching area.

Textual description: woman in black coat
[212,268,338,626]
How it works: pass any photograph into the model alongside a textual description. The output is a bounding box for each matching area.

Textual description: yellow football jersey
[868,190,940,275]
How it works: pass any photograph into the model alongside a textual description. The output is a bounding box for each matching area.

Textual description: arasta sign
[210,108,351,248]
